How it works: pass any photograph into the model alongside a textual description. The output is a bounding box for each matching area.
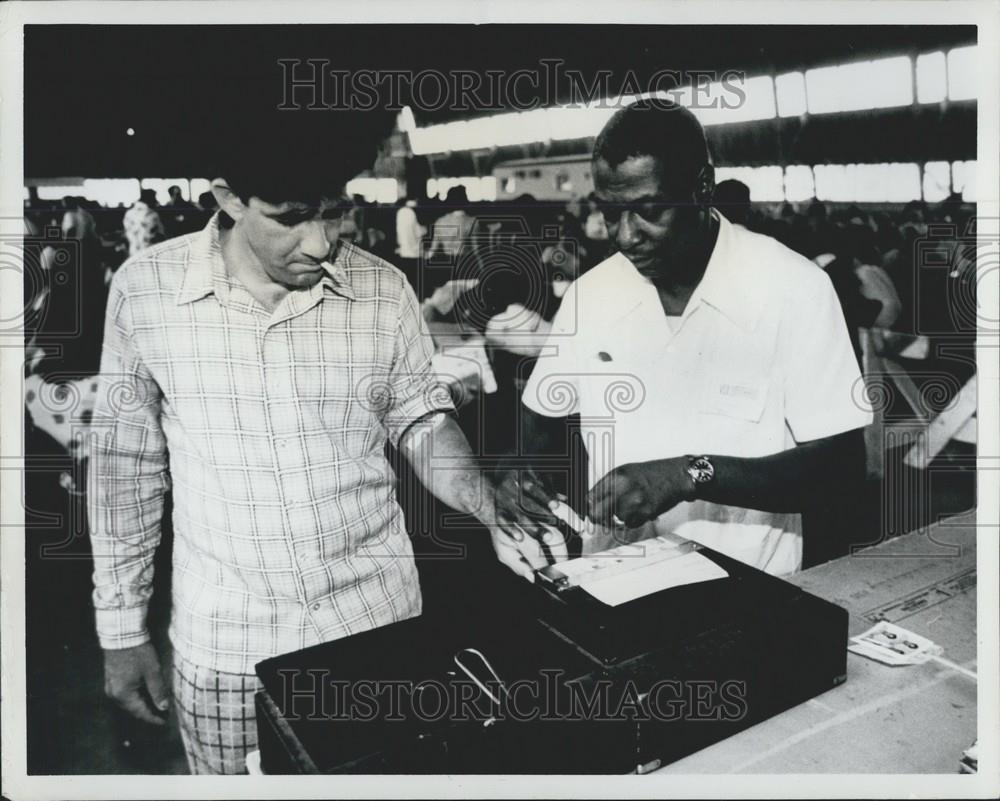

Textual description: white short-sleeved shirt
[522,212,872,576]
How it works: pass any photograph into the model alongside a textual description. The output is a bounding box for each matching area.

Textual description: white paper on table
[847,620,943,666]
[580,550,729,607]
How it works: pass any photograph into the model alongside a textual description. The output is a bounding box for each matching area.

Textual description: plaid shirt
[88,215,453,674]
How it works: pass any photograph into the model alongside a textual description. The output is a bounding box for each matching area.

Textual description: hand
[490,469,569,580]
[490,526,568,581]
[587,458,695,530]
[493,466,561,540]
[103,642,170,726]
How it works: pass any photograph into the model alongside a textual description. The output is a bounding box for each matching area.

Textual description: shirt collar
[177,214,356,306]
[684,210,761,332]
[613,210,762,333]
[318,243,356,301]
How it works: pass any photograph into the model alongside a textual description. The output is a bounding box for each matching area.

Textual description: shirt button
[277,439,288,449]
[311,603,321,611]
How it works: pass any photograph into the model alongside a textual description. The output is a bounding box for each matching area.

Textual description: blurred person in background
[713,179,751,230]
[429,185,475,259]
[582,192,610,266]
[395,196,425,291]
[197,190,218,211]
[823,224,902,367]
[166,185,194,209]
[542,209,588,299]
[164,184,201,238]
[123,188,165,256]
[806,201,837,267]
[23,206,110,491]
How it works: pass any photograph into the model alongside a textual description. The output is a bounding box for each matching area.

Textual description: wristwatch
[685,455,715,498]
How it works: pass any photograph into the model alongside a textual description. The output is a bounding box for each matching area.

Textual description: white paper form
[540,532,730,607]
[580,549,729,606]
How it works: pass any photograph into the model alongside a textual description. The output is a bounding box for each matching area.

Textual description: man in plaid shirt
[87,113,547,773]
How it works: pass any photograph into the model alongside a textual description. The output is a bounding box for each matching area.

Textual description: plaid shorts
[171,651,263,775]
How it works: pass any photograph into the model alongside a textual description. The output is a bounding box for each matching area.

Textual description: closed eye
[274,210,316,227]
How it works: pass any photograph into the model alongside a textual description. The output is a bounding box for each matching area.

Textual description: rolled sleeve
[86,271,170,650]
[782,270,873,443]
[382,282,455,448]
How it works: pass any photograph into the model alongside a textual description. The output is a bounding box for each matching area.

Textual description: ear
[211,179,249,222]
[694,164,715,206]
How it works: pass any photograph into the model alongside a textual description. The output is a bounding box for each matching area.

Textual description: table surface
[251,513,980,776]
[660,511,979,774]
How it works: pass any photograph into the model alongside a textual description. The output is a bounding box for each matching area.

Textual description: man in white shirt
[395,197,425,293]
[396,198,424,260]
[493,100,871,577]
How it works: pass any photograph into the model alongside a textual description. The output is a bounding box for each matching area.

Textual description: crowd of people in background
[23,179,976,425]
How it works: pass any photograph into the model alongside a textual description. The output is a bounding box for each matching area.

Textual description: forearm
[400,413,495,524]
[696,429,866,513]
[87,395,169,646]
[87,503,166,649]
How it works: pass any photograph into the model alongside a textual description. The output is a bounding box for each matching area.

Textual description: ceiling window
[673,75,777,126]
[814,163,921,202]
[139,178,191,204]
[922,161,951,202]
[916,51,947,104]
[427,176,495,202]
[947,46,977,101]
[783,165,816,202]
[714,166,784,202]
[345,177,399,204]
[775,72,808,117]
[81,178,142,206]
[951,160,977,201]
[806,56,913,114]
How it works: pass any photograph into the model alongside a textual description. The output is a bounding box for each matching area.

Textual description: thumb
[144,660,170,712]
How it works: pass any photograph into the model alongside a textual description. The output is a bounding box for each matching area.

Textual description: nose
[613,210,642,251]
[300,220,332,261]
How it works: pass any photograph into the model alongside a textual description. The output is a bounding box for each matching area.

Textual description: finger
[497,478,556,523]
[586,472,623,526]
[549,499,586,534]
[519,481,559,523]
[588,484,620,530]
[115,688,166,726]
[497,509,545,544]
[496,517,526,543]
[511,525,549,570]
[492,531,536,581]
[539,525,569,563]
[511,473,559,523]
[517,492,560,524]
[503,506,555,543]
[144,662,170,713]
[610,489,645,531]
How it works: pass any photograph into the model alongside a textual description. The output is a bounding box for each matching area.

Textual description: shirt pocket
[698,372,769,423]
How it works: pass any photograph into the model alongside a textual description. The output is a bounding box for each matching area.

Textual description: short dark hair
[210,107,396,207]
[593,99,711,196]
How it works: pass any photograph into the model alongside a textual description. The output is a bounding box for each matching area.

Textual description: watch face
[689,456,714,483]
